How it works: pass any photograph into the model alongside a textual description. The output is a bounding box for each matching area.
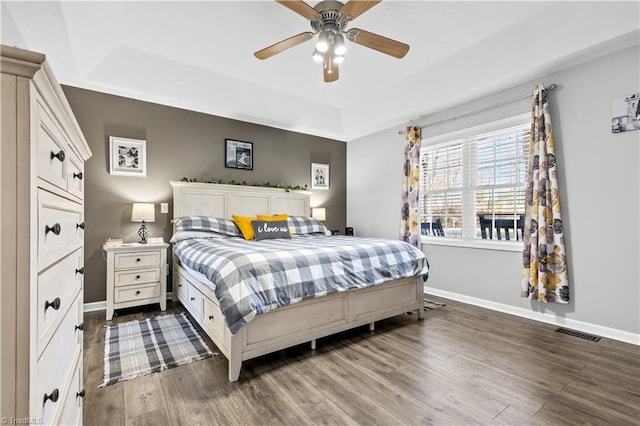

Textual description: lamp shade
[131,203,155,222]
[311,207,326,221]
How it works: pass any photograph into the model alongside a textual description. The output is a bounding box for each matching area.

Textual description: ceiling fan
[254,0,409,83]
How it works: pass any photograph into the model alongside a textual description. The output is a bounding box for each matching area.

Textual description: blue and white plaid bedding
[173,234,429,334]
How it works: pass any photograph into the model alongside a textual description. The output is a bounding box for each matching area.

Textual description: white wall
[347,46,640,344]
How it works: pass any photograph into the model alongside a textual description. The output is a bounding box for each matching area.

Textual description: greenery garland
[180,177,308,192]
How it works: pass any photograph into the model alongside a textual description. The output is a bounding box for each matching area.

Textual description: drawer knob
[73,171,83,180]
[77,222,86,230]
[208,315,214,321]
[50,150,65,162]
[77,389,85,399]
[76,267,85,275]
[43,389,59,404]
[44,297,61,311]
[136,275,141,279]
[45,223,61,236]
[190,297,195,301]
[136,258,141,262]
[135,291,141,296]
[75,323,84,331]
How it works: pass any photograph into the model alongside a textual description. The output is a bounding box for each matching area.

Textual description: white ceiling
[2,1,639,141]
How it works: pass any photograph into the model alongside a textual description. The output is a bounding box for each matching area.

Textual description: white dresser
[0,46,91,424]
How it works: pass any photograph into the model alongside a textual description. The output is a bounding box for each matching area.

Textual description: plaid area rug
[100,313,214,387]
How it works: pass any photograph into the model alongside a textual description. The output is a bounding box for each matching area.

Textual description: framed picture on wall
[225,139,253,170]
[109,136,147,177]
[311,163,329,190]
[611,93,640,133]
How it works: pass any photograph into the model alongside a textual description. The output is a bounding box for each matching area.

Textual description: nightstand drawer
[115,282,160,303]
[115,268,160,287]
[114,251,160,269]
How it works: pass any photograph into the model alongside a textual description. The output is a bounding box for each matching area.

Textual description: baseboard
[83,300,106,313]
[84,292,174,313]
[425,287,640,346]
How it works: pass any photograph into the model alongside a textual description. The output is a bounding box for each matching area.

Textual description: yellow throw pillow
[256,213,288,222]
[232,215,256,240]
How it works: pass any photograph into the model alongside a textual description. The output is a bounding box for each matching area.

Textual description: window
[420,114,530,244]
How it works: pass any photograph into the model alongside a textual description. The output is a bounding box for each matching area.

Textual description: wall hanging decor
[311,163,329,190]
[611,93,640,133]
[109,136,147,176]
[225,139,253,170]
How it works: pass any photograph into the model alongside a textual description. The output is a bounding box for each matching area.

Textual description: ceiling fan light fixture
[316,30,330,53]
[333,33,347,55]
[333,54,344,64]
[312,49,324,62]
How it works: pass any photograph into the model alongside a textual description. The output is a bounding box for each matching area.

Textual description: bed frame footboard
[174,261,424,382]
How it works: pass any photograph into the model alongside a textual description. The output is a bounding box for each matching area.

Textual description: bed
[170,181,428,381]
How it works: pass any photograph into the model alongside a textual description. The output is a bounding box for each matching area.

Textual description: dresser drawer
[114,282,160,304]
[115,267,160,287]
[34,292,83,425]
[58,357,83,426]
[114,251,161,269]
[38,189,83,270]
[35,99,68,191]
[36,248,83,357]
[66,148,84,200]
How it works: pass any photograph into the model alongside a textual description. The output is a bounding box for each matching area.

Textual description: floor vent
[555,327,601,342]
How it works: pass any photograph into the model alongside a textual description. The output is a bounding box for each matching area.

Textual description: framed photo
[225,139,253,170]
[611,93,640,133]
[311,163,329,190]
[109,136,146,177]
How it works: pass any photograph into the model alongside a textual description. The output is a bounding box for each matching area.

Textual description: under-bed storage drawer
[203,297,225,340]
[186,282,204,318]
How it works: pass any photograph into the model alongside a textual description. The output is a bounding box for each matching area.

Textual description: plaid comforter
[173,235,429,334]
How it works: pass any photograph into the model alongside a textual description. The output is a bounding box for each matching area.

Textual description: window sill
[421,236,523,252]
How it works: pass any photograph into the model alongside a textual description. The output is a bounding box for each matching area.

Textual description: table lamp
[131,203,155,244]
[311,207,326,221]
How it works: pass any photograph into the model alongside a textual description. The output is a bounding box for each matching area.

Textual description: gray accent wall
[62,86,346,303]
[347,46,639,340]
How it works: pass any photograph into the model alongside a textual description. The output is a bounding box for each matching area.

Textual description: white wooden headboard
[170,181,311,220]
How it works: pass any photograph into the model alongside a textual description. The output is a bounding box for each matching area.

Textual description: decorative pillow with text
[251,220,292,240]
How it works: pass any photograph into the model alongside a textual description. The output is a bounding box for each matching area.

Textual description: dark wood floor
[83,297,640,425]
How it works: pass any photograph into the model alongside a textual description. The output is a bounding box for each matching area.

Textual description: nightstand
[103,242,169,320]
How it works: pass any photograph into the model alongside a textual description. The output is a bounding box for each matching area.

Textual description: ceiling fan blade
[276,0,320,20]
[323,61,339,83]
[340,0,381,20]
[254,32,314,60]
[346,28,409,59]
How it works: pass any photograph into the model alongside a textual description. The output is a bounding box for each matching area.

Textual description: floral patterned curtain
[521,84,569,303]
[400,126,421,247]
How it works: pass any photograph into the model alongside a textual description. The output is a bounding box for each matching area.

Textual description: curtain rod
[402,83,557,133]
